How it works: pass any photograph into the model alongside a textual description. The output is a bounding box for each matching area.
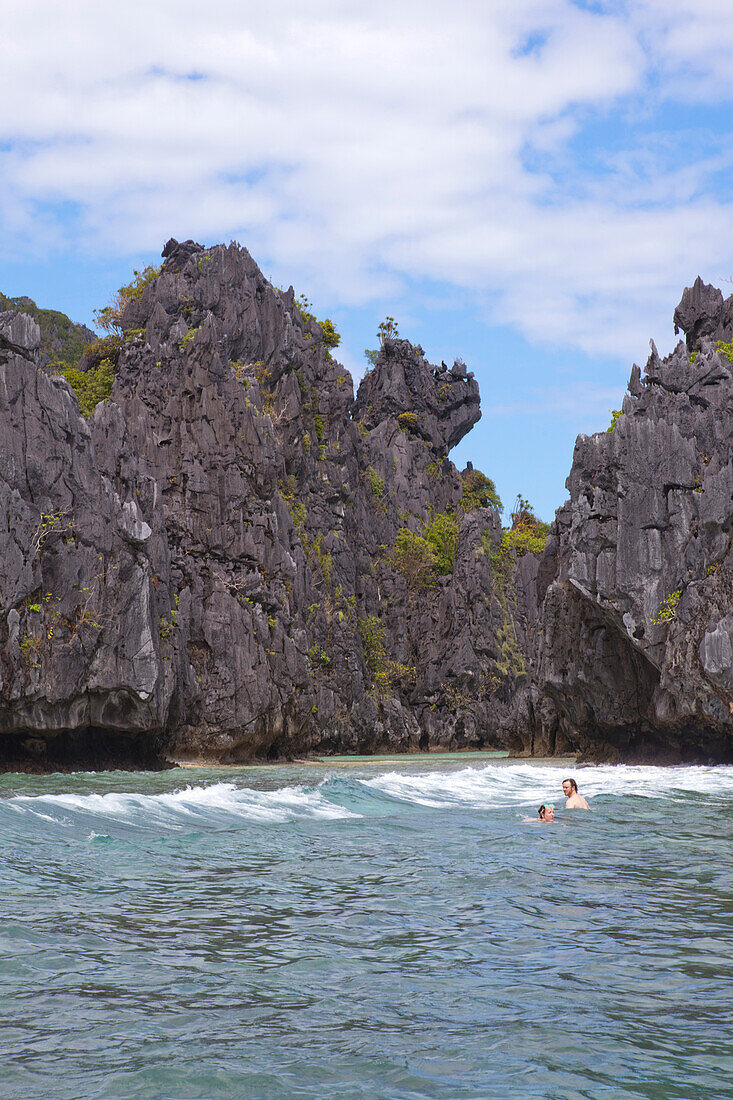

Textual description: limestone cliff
[515,280,733,763]
[0,239,522,770]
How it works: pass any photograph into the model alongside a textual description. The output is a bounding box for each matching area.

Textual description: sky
[2,0,733,520]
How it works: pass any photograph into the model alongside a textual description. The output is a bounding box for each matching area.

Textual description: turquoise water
[1,754,732,1099]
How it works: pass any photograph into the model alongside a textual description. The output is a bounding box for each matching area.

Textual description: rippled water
[1,753,732,1099]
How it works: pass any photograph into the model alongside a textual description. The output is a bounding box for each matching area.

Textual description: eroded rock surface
[515,282,733,763]
[0,241,519,769]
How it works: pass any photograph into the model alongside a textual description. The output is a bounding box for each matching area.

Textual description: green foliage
[180,326,199,349]
[715,339,733,363]
[397,411,419,434]
[81,334,123,366]
[500,523,548,558]
[20,634,44,667]
[295,294,314,325]
[94,265,161,334]
[0,291,92,369]
[63,357,115,417]
[309,643,331,667]
[320,318,341,350]
[378,316,399,343]
[357,615,415,699]
[460,468,502,512]
[424,512,459,575]
[390,528,436,589]
[364,316,399,366]
[230,359,250,386]
[607,409,623,433]
[314,414,324,442]
[27,603,41,613]
[279,476,306,530]
[688,351,698,365]
[294,294,341,354]
[426,460,440,478]
[367,466,385,505]
[159,613,176,642]
[358,614,386,672]
[651,589,681,624]
[487,496,549,586]
[389,510,460,586]
[496,616,526,676]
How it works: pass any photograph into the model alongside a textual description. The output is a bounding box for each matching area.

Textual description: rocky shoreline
[1,241,732,770]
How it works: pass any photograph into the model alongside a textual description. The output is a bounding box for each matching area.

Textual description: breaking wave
[359,762,733,808]
[2,761,732,835]
[4,780,360,830]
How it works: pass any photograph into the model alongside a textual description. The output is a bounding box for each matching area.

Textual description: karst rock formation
[0,239,528,770]
[515,278,733,763]
[1,243,732,770]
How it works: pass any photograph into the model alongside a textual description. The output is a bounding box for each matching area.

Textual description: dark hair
[538,804,546,818]
[563,777,578,792]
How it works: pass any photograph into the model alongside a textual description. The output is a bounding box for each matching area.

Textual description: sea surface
[1,753,732,1100]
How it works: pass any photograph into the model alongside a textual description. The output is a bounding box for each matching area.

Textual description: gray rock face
[0,241,517,770]
[673,276,733,352]
[353,339,480,457]
[516,284,733,763]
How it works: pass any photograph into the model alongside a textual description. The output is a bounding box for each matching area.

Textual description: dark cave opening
[0,728,172,774]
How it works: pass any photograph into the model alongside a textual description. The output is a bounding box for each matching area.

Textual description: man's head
[562,778,578,796]
[538,804,555,822]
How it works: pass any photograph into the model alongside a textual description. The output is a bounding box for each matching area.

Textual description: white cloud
[1,0,732,360]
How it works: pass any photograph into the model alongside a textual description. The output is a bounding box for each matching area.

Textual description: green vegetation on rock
[62,358,115,417]
[358,614,416,701]
[461,468,502,512]
[489,496,549,584]
[364,316,399,367]
[294,294,341,354]
[389,511,459,587]
[0,291,92,369]
[94,265,161,335]
[715,338,733,363]
[367,466,385,507]
[651,589,681,624]
[397,411,419,434]
[424,512,459,574]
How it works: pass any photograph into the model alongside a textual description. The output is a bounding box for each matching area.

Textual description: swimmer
[522,804,555,824]
[562,777,590,808]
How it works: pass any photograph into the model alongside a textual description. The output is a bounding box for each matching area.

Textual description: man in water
[562,777,590,808]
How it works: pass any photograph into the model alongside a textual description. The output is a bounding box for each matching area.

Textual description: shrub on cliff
[715,338,733,363]
[424,512,459,574]
[460,468,502,512]
[295,294,341,354]
[364,316,399,367]
[63,358,115,416]
[390,511,459,587]
[94,265,161,334]
[488,495,549,583]
[389,528,437,589]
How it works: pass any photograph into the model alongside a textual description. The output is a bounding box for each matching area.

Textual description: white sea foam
[361,762,733,809]
[7,782,361,827]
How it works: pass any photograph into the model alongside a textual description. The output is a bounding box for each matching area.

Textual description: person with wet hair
[537,804,555,823]
[562,777,590,809]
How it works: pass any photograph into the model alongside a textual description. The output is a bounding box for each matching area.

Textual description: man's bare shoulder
[566,794,590,808]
